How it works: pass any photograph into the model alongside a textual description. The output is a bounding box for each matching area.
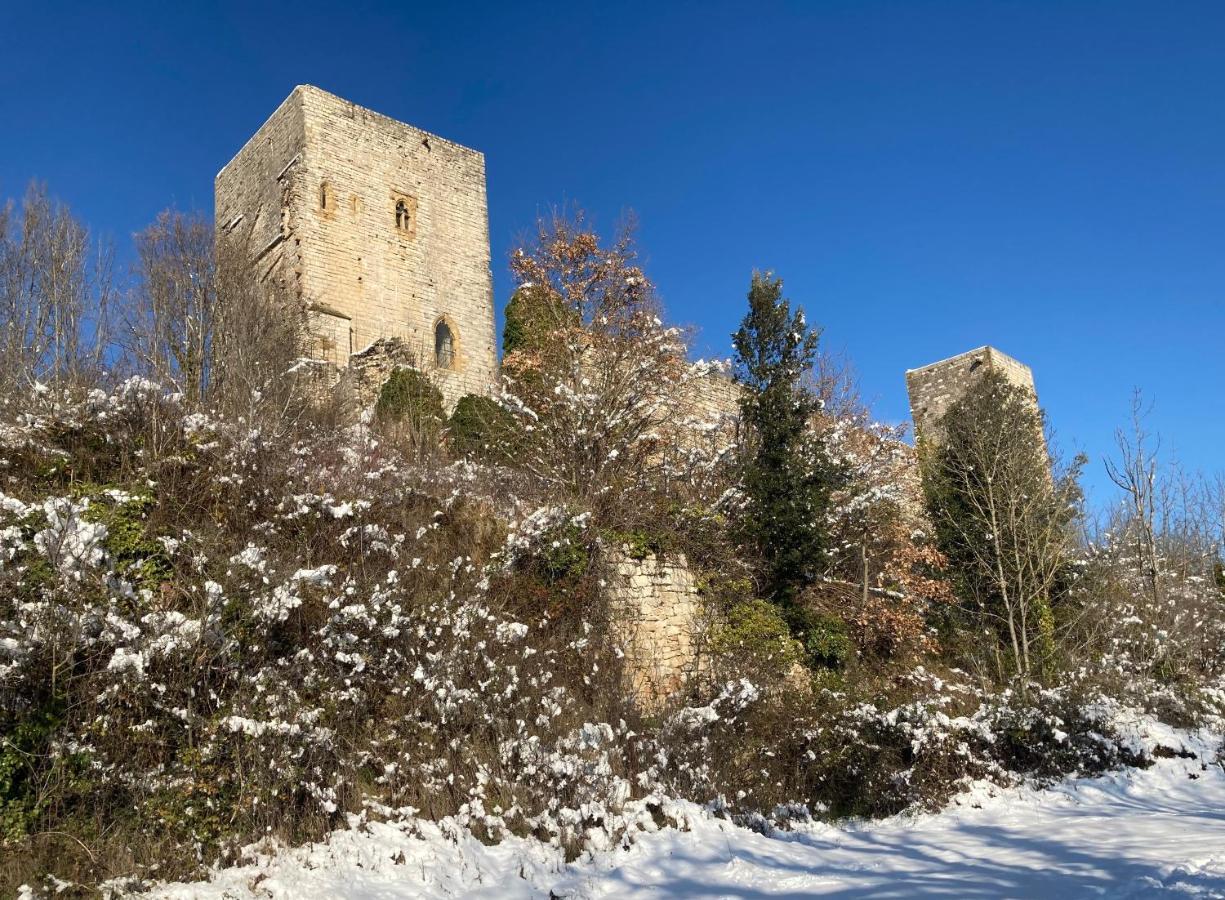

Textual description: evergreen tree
[732,271,838,623]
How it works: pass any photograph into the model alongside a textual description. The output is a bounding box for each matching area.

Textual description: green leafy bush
[448,394,516,459]
[79,486,171,592]
[502,285,575,356]
[0,706,59,843]
[539,521,592,583]
[376,367,444,427]
[710,599,804,682]
[800,612,853,669]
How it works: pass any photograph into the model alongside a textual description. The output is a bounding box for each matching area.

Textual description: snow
[150,727,1225,900]
[33,496,108,579]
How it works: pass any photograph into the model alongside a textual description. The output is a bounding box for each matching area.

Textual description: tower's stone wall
[905,345,1037,444]
[214,92,308,302]
[670,363,741,454]
[215,85,497,410]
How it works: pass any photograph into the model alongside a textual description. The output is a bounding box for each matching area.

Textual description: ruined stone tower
[906,346,1037,444]
[214,85,497,409]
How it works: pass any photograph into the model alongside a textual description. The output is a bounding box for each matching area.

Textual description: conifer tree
[732,271,838,622]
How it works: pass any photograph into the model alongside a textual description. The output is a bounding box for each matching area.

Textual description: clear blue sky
[2,1,1221,501]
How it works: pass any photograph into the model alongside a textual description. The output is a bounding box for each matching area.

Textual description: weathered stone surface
[215,85,497,412]
[604,548,704,709]
[335,336,421,416]
[668,362,741,454]
[905,345,1037,445]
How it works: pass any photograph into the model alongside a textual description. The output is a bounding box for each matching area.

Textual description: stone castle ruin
[216,86,1039,705]
[215,84,497,410]
[905,345,1038,446]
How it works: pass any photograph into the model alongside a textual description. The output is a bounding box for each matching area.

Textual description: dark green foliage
[0,702,90,846]
[502,285,575,356]
[800,611,853,669]
[709,599,803,680]
[731,272,840,630]
[375,367,444,427]
[78,487,172,593]
[538,521,592,584]
[501,288,533,356]
[0,706,60,843]
[603,527,674,561]
[448,394,516,459]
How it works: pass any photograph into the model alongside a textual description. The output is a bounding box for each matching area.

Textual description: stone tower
[906,346,1037,444]
[214,85,497,409]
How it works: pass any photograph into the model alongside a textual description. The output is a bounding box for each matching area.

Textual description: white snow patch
[149,724,1225,899]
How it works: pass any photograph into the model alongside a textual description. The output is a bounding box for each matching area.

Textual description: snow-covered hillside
[150,720,1225,900]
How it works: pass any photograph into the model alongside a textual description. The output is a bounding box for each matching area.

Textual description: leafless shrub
[0,182,113,396]
[125,209,217,403]
[500,208,688,518]
[210,234,315,431]
[1076,392,1225,689]
[124,207,318,434]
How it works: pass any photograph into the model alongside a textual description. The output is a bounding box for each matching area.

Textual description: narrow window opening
[320,181,329,209]
[435,321,454,369]
[395,200,410,230]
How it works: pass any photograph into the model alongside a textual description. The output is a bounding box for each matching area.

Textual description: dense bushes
[376,366,444,426]
[0,383,639,891]
[448,393,516,459]
[8,380,1208,897]
[2,193,1223,896]
[708,599,803,683]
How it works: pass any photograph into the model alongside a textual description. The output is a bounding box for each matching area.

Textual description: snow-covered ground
[152,722,1225,900]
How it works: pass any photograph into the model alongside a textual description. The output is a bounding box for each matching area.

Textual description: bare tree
[126,209,216,403]
[825,420,953,659]
[1105,391,1164,610]
[123,207,313,430]
[1093,393,1225,680]
[210,230,313,430]
[500,208,687,511]
[0,182,113,395]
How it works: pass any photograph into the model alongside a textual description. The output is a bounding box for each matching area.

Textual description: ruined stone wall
[905,346,1037,444]
[677,364,740,437]
[335,337,421,417]
[604,548,704,708]
[663,363,741,458]
[216,85,497,411]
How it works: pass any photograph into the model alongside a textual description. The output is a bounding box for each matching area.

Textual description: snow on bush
[2,380,1220,897]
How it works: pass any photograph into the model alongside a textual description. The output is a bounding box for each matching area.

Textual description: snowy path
[547,756,1225,899]
[156,743,1225,900]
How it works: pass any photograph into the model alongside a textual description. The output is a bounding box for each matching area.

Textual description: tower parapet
[906,346,1037,445]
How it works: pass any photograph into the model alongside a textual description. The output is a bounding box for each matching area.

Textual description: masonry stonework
[215,85,497,410]
[604,548,704,708]
[659,364,742,461]
[905,345,1037,445]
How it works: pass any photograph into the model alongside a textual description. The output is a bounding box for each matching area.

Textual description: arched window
[434,320,454,369]
[320,181,330,209]
[395,200,410,230]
